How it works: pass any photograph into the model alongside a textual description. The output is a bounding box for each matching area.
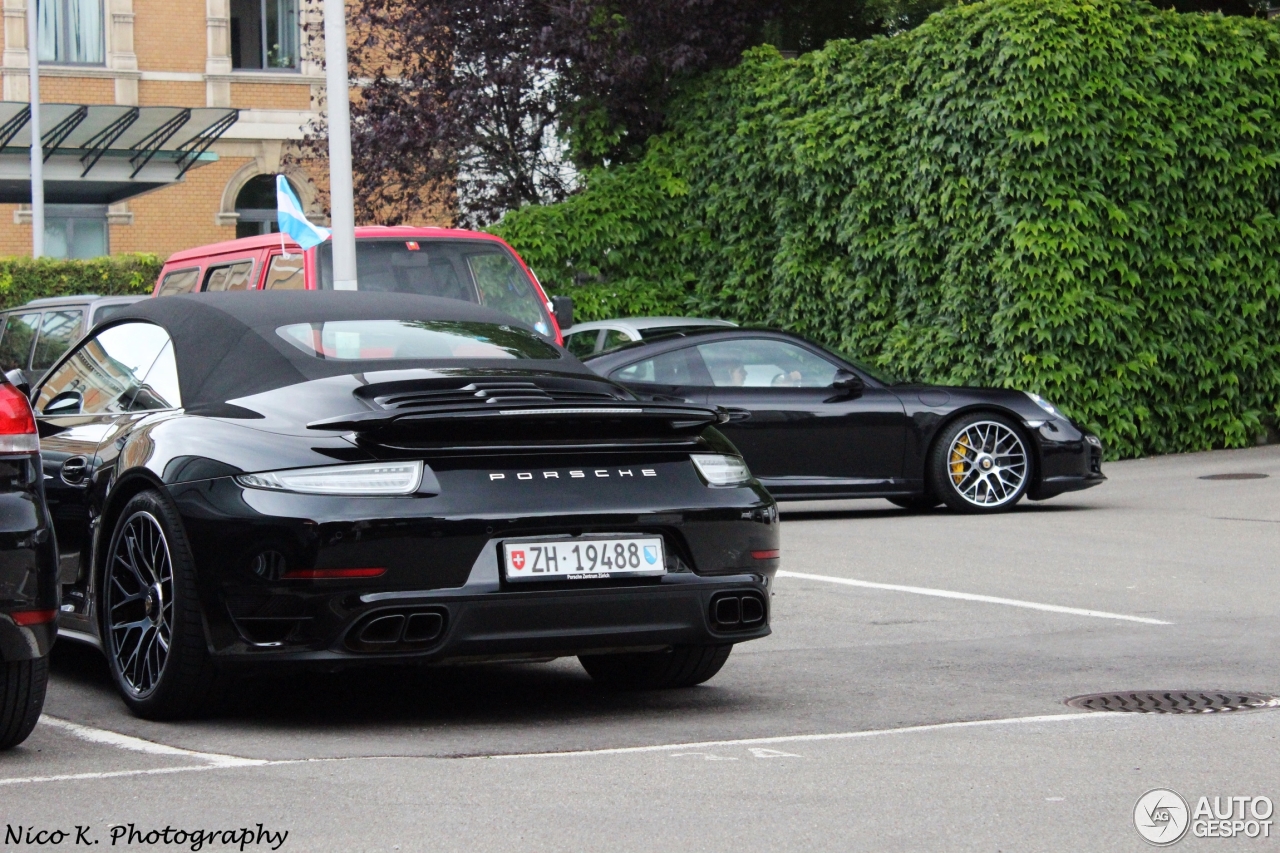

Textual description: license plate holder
[502,537,666,582]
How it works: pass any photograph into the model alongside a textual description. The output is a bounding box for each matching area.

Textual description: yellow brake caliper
[950,435,971,485]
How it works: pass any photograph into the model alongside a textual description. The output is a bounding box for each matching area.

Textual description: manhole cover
[1065,691,1280,713]
[1198,473,1269,480]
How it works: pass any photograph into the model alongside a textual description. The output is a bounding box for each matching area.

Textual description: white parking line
[40,716,267,767]
[776,570,1172,625]
[475,711,1141,759]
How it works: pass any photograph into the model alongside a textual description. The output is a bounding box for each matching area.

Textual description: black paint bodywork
[584,329,1106,502]
[0,394,58,665]
[36,294,779,666]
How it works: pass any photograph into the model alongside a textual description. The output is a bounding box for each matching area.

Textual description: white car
[563,316,737,358]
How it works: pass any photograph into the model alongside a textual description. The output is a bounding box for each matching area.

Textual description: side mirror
[552,295,574,330]
[3,369,30,400]
[42,390,82,416]
[832,369,864,395]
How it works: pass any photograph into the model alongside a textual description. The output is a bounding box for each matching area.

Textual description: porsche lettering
[489,469,658,481]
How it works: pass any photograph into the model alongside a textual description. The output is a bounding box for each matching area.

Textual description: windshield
[277,320,562,361]
[316,239,552,338]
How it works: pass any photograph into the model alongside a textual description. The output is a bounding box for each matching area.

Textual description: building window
[44,205,108,259]
[230,0,299,70]
[37,0,105,65]
[235,174,299,238]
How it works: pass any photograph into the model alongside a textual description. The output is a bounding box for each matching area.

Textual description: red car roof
[164,226,509,264]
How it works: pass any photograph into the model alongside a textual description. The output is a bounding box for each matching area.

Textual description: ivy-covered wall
[495,0,1280,458]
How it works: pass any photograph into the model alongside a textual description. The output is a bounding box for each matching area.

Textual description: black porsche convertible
[26,292,778,719]
[584,328,1105,512]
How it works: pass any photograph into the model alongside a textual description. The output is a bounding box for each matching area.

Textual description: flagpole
[28,0,43,259]
[323,0,357,290]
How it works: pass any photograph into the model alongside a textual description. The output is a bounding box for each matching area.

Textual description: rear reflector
[11,609,56,626]
[751,550,780,560]
[0,383,36,453]
[281,568,386,580]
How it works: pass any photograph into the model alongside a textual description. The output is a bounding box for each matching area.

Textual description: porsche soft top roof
[109,291,582,407]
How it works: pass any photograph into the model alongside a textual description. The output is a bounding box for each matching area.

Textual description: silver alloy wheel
[945,420,1028,508]
[106,510,175,697]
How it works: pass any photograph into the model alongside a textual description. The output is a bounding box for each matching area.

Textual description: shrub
[494,0,1280,458]
[0,254,161,312]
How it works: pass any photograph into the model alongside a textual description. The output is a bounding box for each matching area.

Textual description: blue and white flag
[276,175,330,251]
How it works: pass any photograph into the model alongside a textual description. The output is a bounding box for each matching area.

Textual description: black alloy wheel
[579,644,732,689]
[103,491,222,719]
[930,414,1031,513]
[0,657,48,750]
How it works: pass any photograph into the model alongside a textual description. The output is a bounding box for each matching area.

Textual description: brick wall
[134,0,207,73]
[138,80,206,108]
[0,207,32,258]
[231,83,312,111]
[39,77,114,104]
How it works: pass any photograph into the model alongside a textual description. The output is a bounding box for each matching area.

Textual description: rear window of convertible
[276,319,562,361]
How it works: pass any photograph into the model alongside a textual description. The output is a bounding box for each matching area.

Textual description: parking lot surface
[4,446,1279,851]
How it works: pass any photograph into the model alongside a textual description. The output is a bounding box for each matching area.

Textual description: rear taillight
[0,383,37,454]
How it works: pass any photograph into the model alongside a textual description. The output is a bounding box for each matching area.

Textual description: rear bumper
[0,454,60,662]
[161,470,779,665]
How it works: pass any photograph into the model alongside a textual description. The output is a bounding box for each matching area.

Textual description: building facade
[0,0,341,260]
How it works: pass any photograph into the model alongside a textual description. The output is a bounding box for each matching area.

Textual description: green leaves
[494,0,1280,458]
[0,255,161,312]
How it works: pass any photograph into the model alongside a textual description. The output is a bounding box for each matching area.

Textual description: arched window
[235,175,300,239]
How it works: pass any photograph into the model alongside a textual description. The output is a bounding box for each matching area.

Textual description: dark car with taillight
[34,291,778,720]
[0,373,57,749]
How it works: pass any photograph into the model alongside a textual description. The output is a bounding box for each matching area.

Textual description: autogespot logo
[1134,789,1190,846]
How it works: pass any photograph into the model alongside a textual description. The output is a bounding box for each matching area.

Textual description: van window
[317,239,553,337]
[0,313,41,371]
[31,309,85,371]
[158,267,200,296]
[263,253,305,290]
[204,260,255,292]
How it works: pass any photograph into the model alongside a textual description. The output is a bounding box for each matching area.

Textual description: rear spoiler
[307,401,728,433]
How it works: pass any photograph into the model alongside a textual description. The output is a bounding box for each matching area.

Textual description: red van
[153,225,570,344]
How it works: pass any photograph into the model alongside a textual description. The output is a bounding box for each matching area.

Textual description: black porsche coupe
[583,328,1105,512]
[27,292,778,719]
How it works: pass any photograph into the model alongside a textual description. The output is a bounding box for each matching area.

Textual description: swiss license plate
[503,537,666,581]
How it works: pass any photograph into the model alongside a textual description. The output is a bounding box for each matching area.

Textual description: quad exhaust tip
[710,592,766,631]
[348,607,447,651]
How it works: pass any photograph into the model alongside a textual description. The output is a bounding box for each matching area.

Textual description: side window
[467,251,547,332]
[130,341,181,411]
[263,253,305,290]
[31,309,84,371]
[203,260,255,292]
[610,347,706,386]
[564,330,600,358]
[0,313,42,371]
[695,339,839,388]
[600,329,633,353]
[35,322,171,416]
[158,267,200,296]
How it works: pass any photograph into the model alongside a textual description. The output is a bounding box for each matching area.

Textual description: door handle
[60,455,89,485]
[723,407,753,422]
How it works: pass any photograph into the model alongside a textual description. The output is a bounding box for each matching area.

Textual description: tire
[101,491,223,720]
[579,644,732,690]
[887,495,941,511]
[0,657,48,750]
[930,413,1031,513]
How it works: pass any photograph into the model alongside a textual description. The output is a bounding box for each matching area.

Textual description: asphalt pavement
[3,445,1279,852]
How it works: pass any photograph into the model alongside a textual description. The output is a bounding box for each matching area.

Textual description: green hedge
[0,254,162,312]
[495,0,1280,458]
